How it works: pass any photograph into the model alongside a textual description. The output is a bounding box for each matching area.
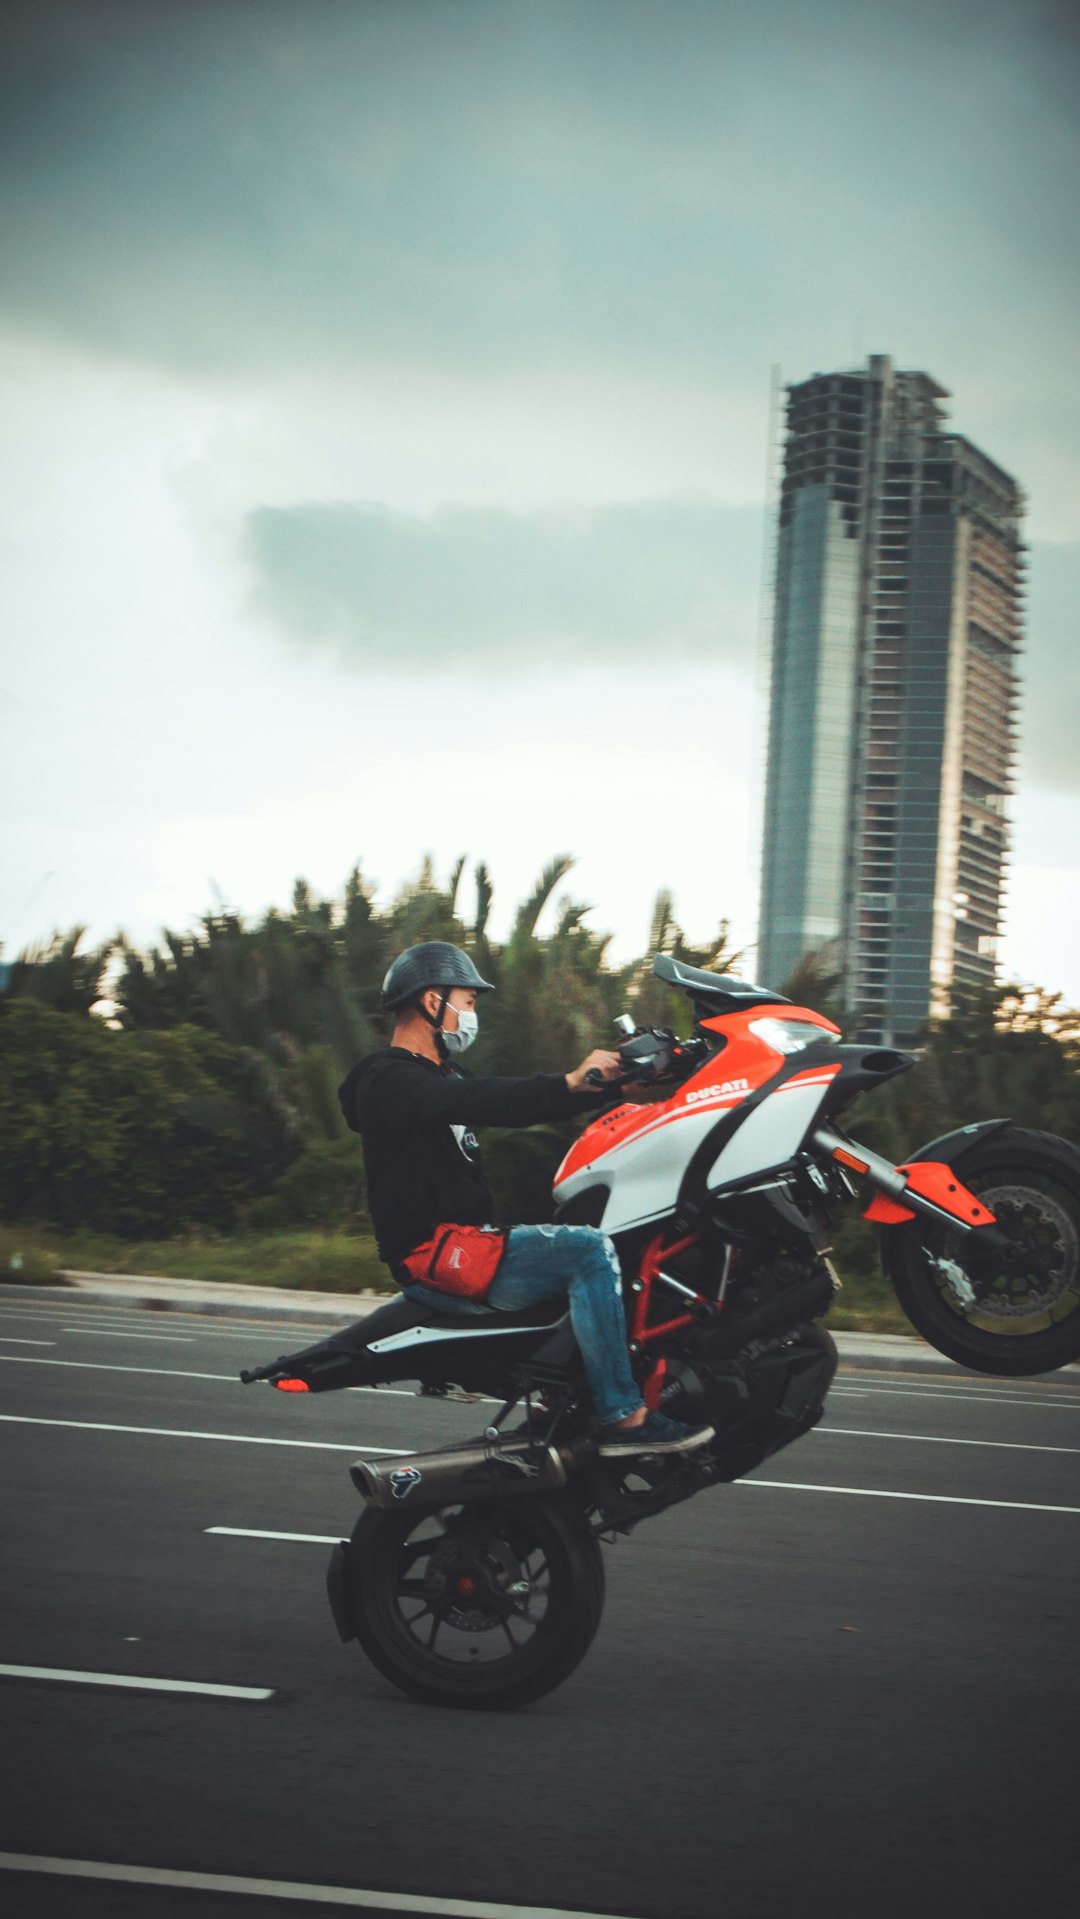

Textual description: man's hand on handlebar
[566,1049,624,1093]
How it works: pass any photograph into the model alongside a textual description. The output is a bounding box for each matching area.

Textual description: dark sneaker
[596,1411,714,1458]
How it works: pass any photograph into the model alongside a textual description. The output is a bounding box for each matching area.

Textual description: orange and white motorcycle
[243,954,1080,1708]
[556,953,1080,1382]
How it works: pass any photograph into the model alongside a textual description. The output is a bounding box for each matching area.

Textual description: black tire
[884,1127,1080,1376]
[342,1492,605,1710]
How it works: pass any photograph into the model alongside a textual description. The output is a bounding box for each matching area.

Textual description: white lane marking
[0,1355,235,1381]
[839,1374,1080,1394]
[0,1666,273,1701]
[0,1414,410,1454]
[207,1526,340,1544]
[0,1852,633,1919]
[833,1383,1080,1411]
[834,1367,1080,1390]
[817,1427,1080,1456]
[0,1348,485,1401]
[1,1310,364,1351]
[68,1320,333,1342]
[64,1328,416,1370]
[0,1306,168,1318]
[0,1337,54,1346]
[0,1310,337,1337]
[740,1479,1080,1515]
[5,1409,1076,1491]
[835,1374,1080,1395]
[9,1344,1076,1416]
[347,1386,435,1398]
[143,1326,348,1345]
[61,1328,196,1342]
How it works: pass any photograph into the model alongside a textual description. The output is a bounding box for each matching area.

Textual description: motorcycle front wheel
[340,1491,605,1709]
[884,1127,1080,1375]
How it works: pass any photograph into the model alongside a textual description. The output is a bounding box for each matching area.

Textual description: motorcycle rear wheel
[342,1491,605,1709]
[885,1127,1080,1376]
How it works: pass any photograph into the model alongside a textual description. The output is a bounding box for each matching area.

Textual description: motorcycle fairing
[555,1003,839,1179]
[703,1064,842,1190]
[675,1043,918,1224]
[557,1101,749,1236]
[554,1004,841,1236]
[856,1119,1009,1229]
[864,1160,996,1228]
[366,1312,570,1355]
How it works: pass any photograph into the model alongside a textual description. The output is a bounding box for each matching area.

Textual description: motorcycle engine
[644,1352,763,1431]
[646,1323,838,1477]
[641,1250,839,1471]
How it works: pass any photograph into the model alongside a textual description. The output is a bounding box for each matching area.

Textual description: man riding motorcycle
[337,941,713,1456]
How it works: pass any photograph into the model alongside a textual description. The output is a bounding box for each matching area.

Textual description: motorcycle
[241,953,1080,1709]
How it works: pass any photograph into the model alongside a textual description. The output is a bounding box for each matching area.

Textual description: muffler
[351,1436,569,1509]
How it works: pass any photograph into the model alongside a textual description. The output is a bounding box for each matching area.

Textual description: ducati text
[685,1078,749,1106]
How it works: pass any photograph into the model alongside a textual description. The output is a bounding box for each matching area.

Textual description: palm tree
[4,929,115,1018]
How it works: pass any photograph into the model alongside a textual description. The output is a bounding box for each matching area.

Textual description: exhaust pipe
[351,1436,569,1509]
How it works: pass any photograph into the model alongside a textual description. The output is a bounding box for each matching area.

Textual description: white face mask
[441,1006,479,1055]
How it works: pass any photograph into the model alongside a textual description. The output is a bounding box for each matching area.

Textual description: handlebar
[585,1024,706,1091]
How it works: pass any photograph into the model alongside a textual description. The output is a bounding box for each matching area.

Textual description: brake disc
[423,1532,529,1633]
[962,1183,1079,1319]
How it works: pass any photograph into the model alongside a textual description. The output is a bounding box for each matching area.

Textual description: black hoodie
[338,1048,600,1269]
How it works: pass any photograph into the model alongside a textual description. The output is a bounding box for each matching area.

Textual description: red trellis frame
[629,1229,717,1349]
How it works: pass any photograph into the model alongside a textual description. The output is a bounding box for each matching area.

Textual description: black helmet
[381,941,494,1012]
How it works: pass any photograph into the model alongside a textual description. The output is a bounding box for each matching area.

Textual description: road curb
[2,1273,1077,1379]
[0,1274,383,1326]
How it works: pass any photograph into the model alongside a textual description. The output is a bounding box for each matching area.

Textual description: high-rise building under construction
[757,355,1024,1044]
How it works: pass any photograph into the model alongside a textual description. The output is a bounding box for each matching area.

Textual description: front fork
[810,1123,1002,1310]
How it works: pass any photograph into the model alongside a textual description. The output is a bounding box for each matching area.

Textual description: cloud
[4,1,1079,539]
[243,495,763,670]
[245,502,1080,794]
[1,0,1077,391]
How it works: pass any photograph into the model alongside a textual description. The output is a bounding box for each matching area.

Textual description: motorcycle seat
[427,1296,568,1329]
[358,1291,568,1345]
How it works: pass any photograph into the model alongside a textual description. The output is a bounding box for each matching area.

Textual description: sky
[1,0,1078,1002]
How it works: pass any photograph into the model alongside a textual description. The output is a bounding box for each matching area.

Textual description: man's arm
[353,1053,620,1132]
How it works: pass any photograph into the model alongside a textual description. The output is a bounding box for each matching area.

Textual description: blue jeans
[401,1223,645,1427]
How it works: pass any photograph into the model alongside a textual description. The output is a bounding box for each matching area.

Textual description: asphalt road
[1,1292,1078,1919]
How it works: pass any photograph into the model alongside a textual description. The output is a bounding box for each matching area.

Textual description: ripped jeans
[401,1222,644,1427]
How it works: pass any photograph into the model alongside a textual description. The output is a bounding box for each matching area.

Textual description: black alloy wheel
[342,1491,605,1709]
[885,1127,1080,1375]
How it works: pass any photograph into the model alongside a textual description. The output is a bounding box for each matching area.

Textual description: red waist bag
[401,1223,507,1300]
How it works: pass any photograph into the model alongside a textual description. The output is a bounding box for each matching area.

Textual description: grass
[822,1271,910,1336]
[0,1219,912,1330]
[0,1223,394,1295]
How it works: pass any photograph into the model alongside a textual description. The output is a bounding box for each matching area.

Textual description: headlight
[748,1017,828,1054]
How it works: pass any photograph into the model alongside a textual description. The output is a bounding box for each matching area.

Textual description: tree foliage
[0,999,299,1235]
[2,859,1078,1242]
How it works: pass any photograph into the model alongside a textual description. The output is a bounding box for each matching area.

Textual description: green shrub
[483,1123,572,1223]
[0,1223,63,1285]
[0,1001,299,1237]
[245,1138,366,1228]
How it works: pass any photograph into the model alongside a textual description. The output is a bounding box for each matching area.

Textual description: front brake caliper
[926,1253,977,1311]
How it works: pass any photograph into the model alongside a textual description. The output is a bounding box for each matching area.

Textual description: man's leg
[489,1224,645,1427]
[405,1226,712,1455]
[399,1284,490,1316]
